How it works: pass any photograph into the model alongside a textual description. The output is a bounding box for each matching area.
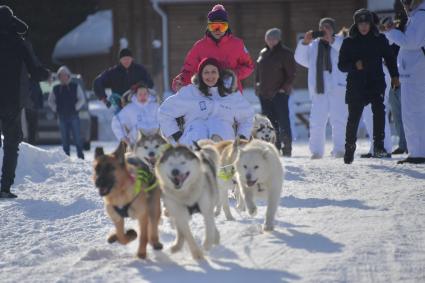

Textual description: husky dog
[134,130,169,167]
[235,139,284,231]
[93,142,163,259]
[155,145,220,260]
[252,114,276,144]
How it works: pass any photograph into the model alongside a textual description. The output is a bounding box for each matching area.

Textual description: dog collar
[187,203,201,215]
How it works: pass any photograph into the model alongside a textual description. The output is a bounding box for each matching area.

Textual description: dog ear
[233,136,240,150]
[113,141,127,166]
[94,147,104,159]
[137,129,146,141]
[192,141,202,151]
[249,135,254,142]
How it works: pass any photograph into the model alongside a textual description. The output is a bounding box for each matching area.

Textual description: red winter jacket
[172,33,254,92]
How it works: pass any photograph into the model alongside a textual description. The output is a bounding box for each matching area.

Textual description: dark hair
[198,70,226,97]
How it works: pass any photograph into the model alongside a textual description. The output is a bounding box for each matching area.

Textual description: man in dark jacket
[255,28,296,156]
[338,9,399,164]
[0,6,49,198]
[93,48,154,111]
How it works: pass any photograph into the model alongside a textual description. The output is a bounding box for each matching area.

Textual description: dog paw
[151,242,163,250]
[170,243,183,253]
[263,224,274,232]
[137,251,147,259]
[248,206,257,217]
[107,234,117,244]
[191,248,204,260]
[126,229,138,242]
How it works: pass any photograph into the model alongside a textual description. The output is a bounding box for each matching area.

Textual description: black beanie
[119,48,132,59]
[354,9,373,25]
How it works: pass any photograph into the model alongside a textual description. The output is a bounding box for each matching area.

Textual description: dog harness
[113,168,157,218]
[187,203,201,215]
[218,164,236,181]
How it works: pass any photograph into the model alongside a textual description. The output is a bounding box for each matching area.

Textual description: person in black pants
[255,28,296,156]
[338,9,399,164]
[0,6,49,198]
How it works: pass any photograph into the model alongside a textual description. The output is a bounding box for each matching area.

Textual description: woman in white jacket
[111,84,159,145]
[384,0,425,164]
[158,58,254,146]
[294,18,348,159]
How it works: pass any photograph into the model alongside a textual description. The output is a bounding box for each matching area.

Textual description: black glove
[102,97,111,108]
[172,131,183,142]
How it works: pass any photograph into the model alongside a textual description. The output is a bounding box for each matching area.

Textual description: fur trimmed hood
[190,68,238,94]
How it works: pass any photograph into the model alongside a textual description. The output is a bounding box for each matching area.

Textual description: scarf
[316,40,332,94]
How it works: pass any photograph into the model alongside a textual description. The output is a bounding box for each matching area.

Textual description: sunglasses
[207,22,229,33]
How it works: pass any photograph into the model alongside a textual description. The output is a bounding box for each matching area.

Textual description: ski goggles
[207,22,229,33]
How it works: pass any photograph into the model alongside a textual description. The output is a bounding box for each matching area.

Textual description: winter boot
[397,157,425,164]
[0,188,17,199]
[360,153,373,158]
[373,143,391,158]
[392,148,407,155]
[344,144,356,164]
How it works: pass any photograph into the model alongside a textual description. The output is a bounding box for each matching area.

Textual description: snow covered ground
[0,141,424,283]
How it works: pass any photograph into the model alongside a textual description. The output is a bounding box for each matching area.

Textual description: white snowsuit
[362,66,393,154]
[158,84,254,146]
[111,95,159,144]
[385,2,425,158]
[294,35,348,157]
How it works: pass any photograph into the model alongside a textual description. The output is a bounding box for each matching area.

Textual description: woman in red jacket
[172,4,254,93]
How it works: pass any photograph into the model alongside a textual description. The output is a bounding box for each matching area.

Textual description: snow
[1,140,424,283]
[52,10,113,60]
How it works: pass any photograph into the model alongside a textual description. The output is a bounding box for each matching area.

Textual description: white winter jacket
[294,35,347,95]
[385,2,425,83]
[158,83,254,143]
[111,95,159,143]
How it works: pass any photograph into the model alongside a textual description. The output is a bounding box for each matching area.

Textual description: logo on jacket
[199,101,207,111]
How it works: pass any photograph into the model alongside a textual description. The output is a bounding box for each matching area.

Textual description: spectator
[111,83,159,146]
[295,18,348,159]
[360,12,395,158]
[0,5,49,198]
[255,28,296,156]
[383,0,425,164]
[339,9,399,164]
[172,4,254,93]
[93,48,154,112]
[160,58,254,146]
[48,66,85,159]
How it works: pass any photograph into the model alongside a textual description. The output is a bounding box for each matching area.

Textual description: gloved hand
[391,77,400,89]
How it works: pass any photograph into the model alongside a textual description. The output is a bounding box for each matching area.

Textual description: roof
[52,10,112,60]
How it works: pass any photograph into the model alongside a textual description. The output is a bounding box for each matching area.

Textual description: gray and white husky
[252,114,276,144]
[235,139,284,231]
[133,130,169,167]
[155,145,220,260]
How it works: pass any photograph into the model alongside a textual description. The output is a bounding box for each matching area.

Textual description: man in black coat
[93,48,154,111]
[0,6,49,198]
[338,9,399,164]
